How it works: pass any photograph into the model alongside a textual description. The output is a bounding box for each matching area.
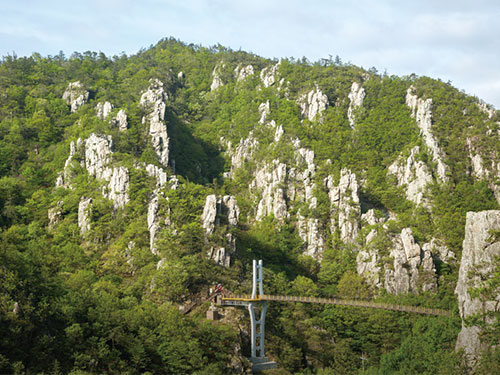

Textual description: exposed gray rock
[455,210,500,363]
[231,135,259,171]
[406,87,449,182]
[105,167,130,208]
[63,81,89,112]
[325,169,360,243]
[211,63,225,91]
[48,201,63,229]
[297,217,325,258]
[274,125,284,142]
[201,194,240,235]
[112,109,128,131]
[85,133,113,180]
[258,101,270,124]
[299,86,328,121]
[148,195,161,256]
[78,197,92,235]
[202,194,218,235]
[145,164,168,188]
[384,228,437,294]
[424,238,455,263]
[361,209,386,226]
[478,102,496,119]
[57,139,82,188]
[96,101,113,120]
[234,64,254,81]
[388,146,432,206]
[347,82,365,128]
[260,63,280,88]
[201,195,240,267]
[252,160,288,221]
[177,71,185,80]
[140,79,169,167]
[357,247,382,288]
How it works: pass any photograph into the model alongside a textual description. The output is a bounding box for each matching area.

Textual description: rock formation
[78,197,92,235]
[58,134,130,209]
[112,109,128,131]
[105,166,130,208]
[347,82,365,128]
[63,81,89,112]
[148,195,161,256]
[140,79,169,167]
[383,228,437,294]
[211,63,225,91]
[258,101,270,124]
[456,210,500,363]
[234,64,254,81]
[260,63,280,88]
[299,86,328,121]
[201,195,240,267]
[48,201,63,229]
[85,133,113,180]
[231,135,259,171]
[325,169,360,243]
[96,101,113,120]
[252,160,289,221]
[406,87,449,182]
[388,146,432,205]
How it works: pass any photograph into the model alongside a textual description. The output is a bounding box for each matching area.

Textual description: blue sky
[1,0,499,108]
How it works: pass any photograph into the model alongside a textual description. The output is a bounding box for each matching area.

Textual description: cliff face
[455,211,500,362]
[5,39,500,375]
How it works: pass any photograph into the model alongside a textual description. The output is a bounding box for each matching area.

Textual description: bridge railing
[220,293,450,316]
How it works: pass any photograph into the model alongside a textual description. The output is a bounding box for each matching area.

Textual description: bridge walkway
[220,294,450,316]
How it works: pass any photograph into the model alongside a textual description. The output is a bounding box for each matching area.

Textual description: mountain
[1,37,500,374]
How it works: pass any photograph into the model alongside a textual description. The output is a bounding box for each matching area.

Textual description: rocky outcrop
[63,81,89,112]
[299,86,328,121]
[96,101,113,120]
[478,102,496,119]
[201,195,240,267]
[96,101,128,131]
[48,201,63,229]
[252,160,288,221]
[325,169,360,243]
[357,247,382,288]
[105,167,130,208]
[148,195,161,256]
[258,101,270,124]
[234,64,254,81]
[455,210,500,362]
[211,63,225,91]
[388,146,432,205]
[112,109,128,131]
[231,135,259,171]
[146,164,168,188]
[347,82,365,128]
[140,79,169,167]
[78,197,92,235]
[406,87,449,182]
[58,134,129,209]
[361,209,386,226]
[201,195,240,235]
[85,133,113,180]
[383,228,437,294]
[260,63,280,88]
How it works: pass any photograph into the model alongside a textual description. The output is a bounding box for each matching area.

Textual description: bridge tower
[248,259,267,359]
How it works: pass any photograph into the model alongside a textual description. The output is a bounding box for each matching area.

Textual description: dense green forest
[1,38,500,374]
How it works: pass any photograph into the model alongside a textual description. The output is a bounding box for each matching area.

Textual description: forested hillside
[1,37,500,374]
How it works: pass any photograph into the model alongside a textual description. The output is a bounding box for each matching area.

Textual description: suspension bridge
[214,260,451,372]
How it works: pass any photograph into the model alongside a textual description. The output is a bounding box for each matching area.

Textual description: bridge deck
[220,294,450,316]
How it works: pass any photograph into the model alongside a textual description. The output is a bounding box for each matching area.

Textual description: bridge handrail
[220,293,450,316]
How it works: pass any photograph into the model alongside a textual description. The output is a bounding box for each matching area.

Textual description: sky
[1,0,499,108]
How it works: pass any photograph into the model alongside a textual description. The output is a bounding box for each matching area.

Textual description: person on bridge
[214,283,223,294]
